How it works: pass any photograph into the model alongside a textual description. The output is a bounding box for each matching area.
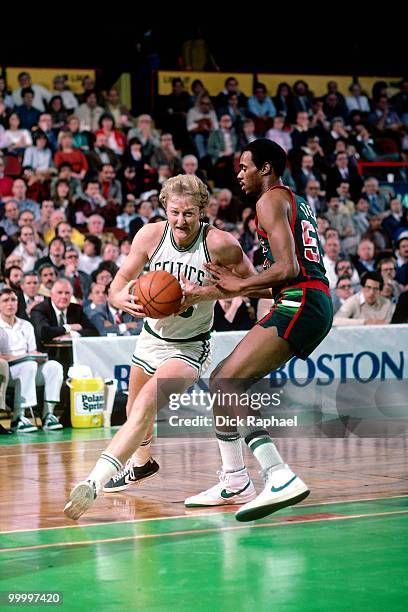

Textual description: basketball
[131,270,183,319]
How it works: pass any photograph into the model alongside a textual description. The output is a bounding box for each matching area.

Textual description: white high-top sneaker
[235,465,310,522]
[185,468,256,507]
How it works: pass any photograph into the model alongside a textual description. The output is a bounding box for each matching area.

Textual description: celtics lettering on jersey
[256,188,328,293]
[146,222,214,340]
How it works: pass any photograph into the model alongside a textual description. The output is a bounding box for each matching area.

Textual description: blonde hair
[159,174,209,215]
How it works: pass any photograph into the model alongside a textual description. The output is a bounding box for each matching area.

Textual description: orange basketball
[132,270,183,319]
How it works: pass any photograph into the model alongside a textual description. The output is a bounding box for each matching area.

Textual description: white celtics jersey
[145,221,214,340]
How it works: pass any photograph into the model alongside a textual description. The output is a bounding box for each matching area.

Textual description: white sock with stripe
[132,438,152,467]
[87,452,123,493]
[244,431,285,472]
[215,430,245,472]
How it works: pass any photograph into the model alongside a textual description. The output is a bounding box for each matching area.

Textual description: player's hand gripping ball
[131,270,183,319]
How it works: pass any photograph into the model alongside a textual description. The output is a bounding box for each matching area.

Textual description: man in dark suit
[327,151,362,201]
[30,278,99,363]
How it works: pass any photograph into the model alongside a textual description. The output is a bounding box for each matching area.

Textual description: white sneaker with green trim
[235,465,310,522]
[185,467,256,507]
[64,480,97,520]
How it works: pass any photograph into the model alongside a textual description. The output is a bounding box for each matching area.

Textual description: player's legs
[186,325,309,518]
[103,365,158,492]
[64,359,197,519]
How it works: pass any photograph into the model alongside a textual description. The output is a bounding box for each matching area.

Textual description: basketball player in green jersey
[64,174,264,520]
[184,139,333,521]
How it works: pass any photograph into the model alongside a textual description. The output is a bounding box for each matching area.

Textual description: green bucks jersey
[255,186,328,295]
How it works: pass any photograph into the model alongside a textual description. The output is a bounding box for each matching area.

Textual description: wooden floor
[1,430,407,531]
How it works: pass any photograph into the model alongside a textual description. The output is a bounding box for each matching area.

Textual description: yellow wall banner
[6,67,96,94]
[158,71,253,96]
[256,74,402,97]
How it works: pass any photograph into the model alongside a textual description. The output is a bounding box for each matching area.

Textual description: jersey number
[301,220,320,263]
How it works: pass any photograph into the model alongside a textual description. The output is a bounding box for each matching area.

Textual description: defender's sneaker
[42,413,63,430]
[235,465,310,522]
[10,416,38,433]
[185,468,256,507]
[103,458,159,493]
[64,480,97,520]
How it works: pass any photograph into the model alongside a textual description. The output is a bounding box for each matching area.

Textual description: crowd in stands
[0,70,407,432]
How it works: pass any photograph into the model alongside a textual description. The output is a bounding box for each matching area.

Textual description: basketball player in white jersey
[64,174,258,519]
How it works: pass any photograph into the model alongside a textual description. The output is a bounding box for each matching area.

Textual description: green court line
[0,499,407,611]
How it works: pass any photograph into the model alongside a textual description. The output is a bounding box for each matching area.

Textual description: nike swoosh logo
[221,480,251,499]
[271,475,297,492]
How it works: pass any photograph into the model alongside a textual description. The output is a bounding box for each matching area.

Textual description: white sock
[215,430,244,472]
[87,452,123,493]
[132,438,152,466]
[246,433,285,472]
[43,401,56,418]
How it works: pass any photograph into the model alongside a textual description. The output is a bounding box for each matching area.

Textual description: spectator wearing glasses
[333,272,394,326]
[335,258,361,292]
[332,275,355,314]
[377,257,402,303]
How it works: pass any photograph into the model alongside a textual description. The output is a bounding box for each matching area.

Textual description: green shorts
[257,282,333,360]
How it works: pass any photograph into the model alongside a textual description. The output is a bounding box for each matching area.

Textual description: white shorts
[132,327,212,377]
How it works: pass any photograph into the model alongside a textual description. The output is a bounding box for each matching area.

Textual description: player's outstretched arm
[206,192,299,294]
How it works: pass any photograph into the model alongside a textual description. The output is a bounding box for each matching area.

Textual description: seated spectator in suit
[207,114,239,189]
[215,76,248,111]
[304,179,327,215]
[293,154,322,196]
[17,271,44,320]
[62,247,91,304]
[0,288,63,432]
[84,282,142,336]
[352,239,376,278]
[377,257,402,304]
[331,275,355,314]
[333,272,394,326]
[87,132,119,175]
[381,198,403,245]
[327,151,362,202]
[37,264,57,298]
[395,235,408,286]
[362,177,389,216]
[129,200,155,239]
[217,92,248,132]
[30,279,98,372]
[35,236,66,274]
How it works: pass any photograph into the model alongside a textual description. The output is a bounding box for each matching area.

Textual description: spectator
[17,87,41,130]
[55,220,85,251]
[78,234,102,275]
[327,151,362,201]
[11,226,42,272]
[333,271,394,326]
[186,94,218,159]
[336,181,355,215]
[160,77,191,151]
[207,114,239,188]
[292,80,313,116]
[48,95,68,131]
[0,200,20,236]
[293,154,322,195]
[304,180,326,215]
[37,113,58,153]
[35,236,66,274]
[273,82,295,122]
[324,196,357,254]
[377,257,402,303]
[22,130,53,171]
[322,236,341,288]
[331,274,355,314]
[352,239,376,277]
[67,115,89,152]
[395,236,408,286]
[9,179,40,219]
[0,157,13,198]
[17,271,44,320]
[116,199,138,233]
[345,82,371,114]
[54,131,88,180]
[3,265,24,291]
[248,83,276,133]
[104,88,133,130]
[217,92,247,132]
[50,162,82,200]
[42,210,66,246]
[150,133,182,176]
[238,118,257,148]
[95,113,126,157]
[37,264,57,298]
[85,282,142,337]
[362,216,387,254]
[76,90,104,133]
[52,75,78,112]
[0,287,63,432]
[127,114,160,159]
[12,71,51,111]
[3,111,32,152]
[62,247,90,302]
[335,258,361,292]
[362,176,389,215]
[215,76,248,111]
[265,115,293,152]
[213,297,256,331]
[381,197,403,244]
